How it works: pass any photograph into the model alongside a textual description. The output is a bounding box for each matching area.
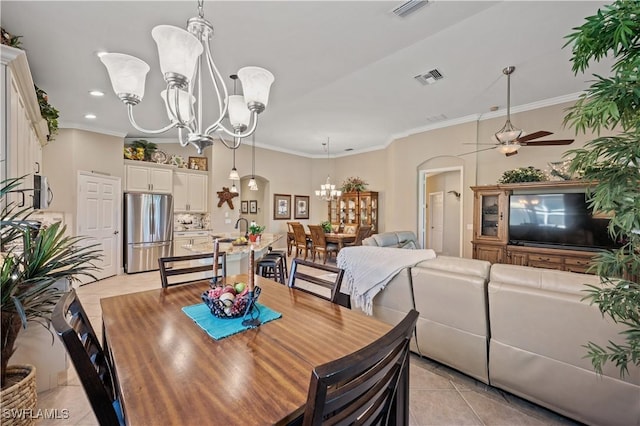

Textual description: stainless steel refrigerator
[124,192,173,273]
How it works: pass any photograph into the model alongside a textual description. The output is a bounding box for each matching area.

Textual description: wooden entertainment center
[471,180,599,274]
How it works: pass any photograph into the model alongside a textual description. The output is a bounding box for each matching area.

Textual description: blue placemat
[182,302,282,340]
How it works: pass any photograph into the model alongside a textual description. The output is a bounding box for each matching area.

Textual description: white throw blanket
[337,246,436,315]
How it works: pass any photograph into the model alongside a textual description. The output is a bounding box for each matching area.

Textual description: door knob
[113,230,119,235]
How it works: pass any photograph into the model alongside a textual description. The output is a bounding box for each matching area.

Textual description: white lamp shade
[230,184,238,193]
[498,143,521,154]
[161,88,195,122]
[237,67,275,107]
[151,25,203,81]
[228,95,251,128]
[495,130,522,144]
[229,168,240,180]
[100,53,150,98]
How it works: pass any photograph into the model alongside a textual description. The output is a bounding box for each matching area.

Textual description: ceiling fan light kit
[99,0,274,154]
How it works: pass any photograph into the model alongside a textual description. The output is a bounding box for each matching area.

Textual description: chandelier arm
[177,127,190,147]
[203,37,228,119]
[212,132,243,150]
[165,83,191,127]
[127,104,178,134]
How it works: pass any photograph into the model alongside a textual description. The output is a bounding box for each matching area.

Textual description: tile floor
[36,254,579,426]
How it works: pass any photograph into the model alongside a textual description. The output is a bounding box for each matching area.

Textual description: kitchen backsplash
[175,213,211,231]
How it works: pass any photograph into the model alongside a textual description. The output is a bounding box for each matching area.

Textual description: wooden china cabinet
[328,191,378,233]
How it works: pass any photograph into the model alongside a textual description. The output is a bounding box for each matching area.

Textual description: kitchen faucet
[235,217,249,238]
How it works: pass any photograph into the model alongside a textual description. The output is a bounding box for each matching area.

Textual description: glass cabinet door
[474,190,507,242]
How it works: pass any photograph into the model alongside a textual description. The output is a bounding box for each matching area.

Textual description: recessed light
[89,90,104,97]
[344,148,353,152]
[490,106,499,112]
[85,114,97,119]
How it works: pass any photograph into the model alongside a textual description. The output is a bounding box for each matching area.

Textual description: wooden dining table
[101,274,396,425]
[301,232,356,250]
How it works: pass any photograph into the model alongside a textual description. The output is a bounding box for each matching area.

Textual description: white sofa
[368,256,640,425]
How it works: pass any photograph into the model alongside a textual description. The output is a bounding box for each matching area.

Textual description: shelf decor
[498,167,547,184]
[341,176,368,193]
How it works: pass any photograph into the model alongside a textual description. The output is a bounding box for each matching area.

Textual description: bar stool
[255,255,286,284]
[267,247,288,279]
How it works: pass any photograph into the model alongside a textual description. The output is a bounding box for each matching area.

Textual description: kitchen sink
[210,236,236,243]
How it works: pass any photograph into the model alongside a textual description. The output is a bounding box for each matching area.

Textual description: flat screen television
[508,192,620,251]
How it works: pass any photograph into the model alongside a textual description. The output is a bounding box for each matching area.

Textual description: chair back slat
[351,225,373,246]
[52,289,122,426]
[302,309,419,426]
[158,252,227,288]
[291,222,311,259]
[288,258,348,308]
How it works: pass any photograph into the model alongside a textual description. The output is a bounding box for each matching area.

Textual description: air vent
[424,114,447,123]
[414,68,444,85]
[392,0,428,18]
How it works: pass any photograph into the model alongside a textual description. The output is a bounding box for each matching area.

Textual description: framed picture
[241,200,248,214]
[188,156,208,171]
[273,194,291,220]
[294,195,310,219]
[249,200,258,214]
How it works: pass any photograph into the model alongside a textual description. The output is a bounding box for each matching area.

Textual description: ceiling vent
[414,68,444,85]
[392,0,429,18]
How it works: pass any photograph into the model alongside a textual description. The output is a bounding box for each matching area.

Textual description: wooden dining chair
[291,222,311,260]
[288,258,349,308]
[286,221,299,256]
[308,224,339,264]
[302,309,419,426]
[52,289,124,426]
[158,251,227,288]
[346,225,373,247]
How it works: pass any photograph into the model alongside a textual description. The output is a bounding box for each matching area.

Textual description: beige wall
[42,100,602,260]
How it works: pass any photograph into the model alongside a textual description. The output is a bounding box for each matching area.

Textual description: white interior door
[428,191,444,253]
[77,172,121,281]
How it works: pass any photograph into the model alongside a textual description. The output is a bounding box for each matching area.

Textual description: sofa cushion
[372,233,400,247]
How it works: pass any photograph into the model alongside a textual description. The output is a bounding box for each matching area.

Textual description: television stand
[471,181,599,274]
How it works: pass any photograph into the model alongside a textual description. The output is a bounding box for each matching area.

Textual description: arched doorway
[418,157,464,256]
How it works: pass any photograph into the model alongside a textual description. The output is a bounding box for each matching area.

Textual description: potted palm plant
[1,177,102,412]
[563,0,639,377]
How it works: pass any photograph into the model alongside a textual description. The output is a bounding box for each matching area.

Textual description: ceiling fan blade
[516,130,553,143]
[463,142,498,146]
[505,150,519,157]
[457,146,497,156]
[522,139,574,146]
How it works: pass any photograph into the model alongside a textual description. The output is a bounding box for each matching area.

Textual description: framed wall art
[273,194,291,220]
[188,156,208,171]
[294,195,310,219]
[249,200,258,214]
[241,200,248,214]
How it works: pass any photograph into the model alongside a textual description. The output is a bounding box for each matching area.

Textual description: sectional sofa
[368,251,639,425]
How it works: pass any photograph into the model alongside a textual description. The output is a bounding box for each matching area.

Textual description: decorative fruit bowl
[201,282,251,319]
[231,237,249,246]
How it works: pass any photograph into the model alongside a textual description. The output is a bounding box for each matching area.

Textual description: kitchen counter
[184,233,284,275]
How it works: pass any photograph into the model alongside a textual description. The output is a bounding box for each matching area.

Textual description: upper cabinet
[124,161,173,193]
[1,46,48,190]
[173,170,208,213]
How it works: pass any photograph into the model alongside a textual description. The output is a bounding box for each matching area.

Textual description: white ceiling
[1,1,612,157]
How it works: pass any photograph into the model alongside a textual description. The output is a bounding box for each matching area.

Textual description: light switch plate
[225,219,231,224]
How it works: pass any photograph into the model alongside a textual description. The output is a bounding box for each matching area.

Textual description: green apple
[234,282,246,294]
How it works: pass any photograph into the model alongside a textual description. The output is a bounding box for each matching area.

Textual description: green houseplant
[248,223,265,242]
[341,176,368,193]
[562,0,639,376]
[1,177,102,387]
[320,221,332,233]
[498,166,548,184]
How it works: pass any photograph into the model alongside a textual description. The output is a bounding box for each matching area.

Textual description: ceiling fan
[461,66,574,157]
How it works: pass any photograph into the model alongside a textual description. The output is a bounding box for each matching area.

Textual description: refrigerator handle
[150,198,155,237]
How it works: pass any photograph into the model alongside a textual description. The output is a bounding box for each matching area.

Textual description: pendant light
[248,133,258,191]
[228,142,240,180]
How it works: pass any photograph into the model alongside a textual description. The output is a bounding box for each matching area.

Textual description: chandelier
[315,138,341,201]
[99,0,274,154]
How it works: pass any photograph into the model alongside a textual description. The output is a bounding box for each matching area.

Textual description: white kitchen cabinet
[174,231,210,256]
[1,46,48,195]
[173,170,208,212]
[125,161,173,193]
